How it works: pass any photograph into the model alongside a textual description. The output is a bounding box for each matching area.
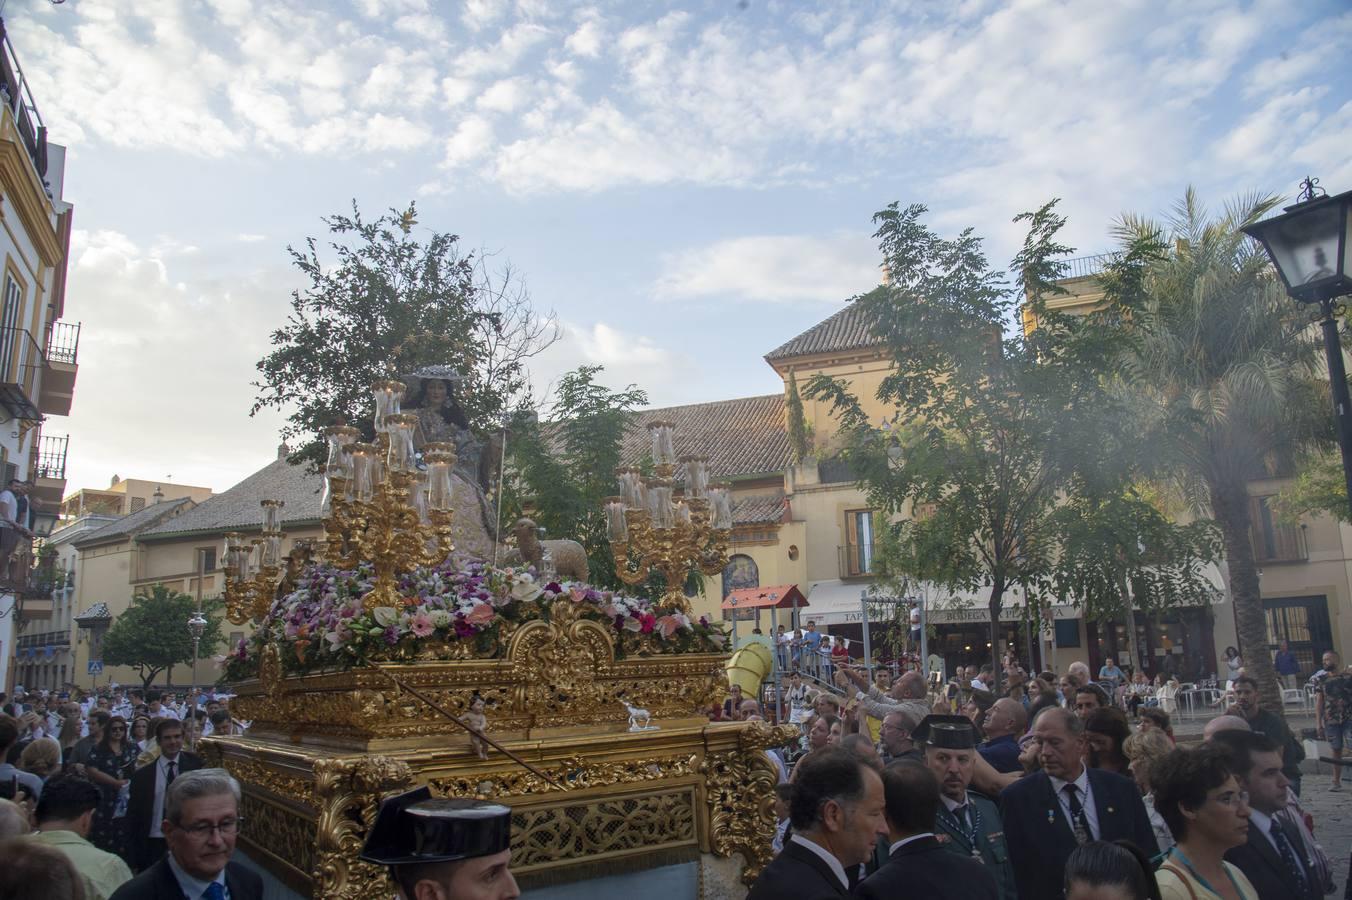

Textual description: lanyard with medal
[947,801,983,859]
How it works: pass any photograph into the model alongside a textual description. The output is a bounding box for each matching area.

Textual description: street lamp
[1243,177,1352,520]
[187,611,208,748]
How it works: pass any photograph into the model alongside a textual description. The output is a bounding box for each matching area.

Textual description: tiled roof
[764,302,884,362]
[733,494,786,525]
[138,458,324,540]
[71,497,196,547]
[621,395,790,480]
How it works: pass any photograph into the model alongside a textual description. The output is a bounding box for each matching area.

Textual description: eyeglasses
[175,818,244,839]
[1212,790,1249,809]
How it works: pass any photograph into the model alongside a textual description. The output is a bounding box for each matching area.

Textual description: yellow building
[63,448,323,689]
[0,23,81,692]
[61,476,214,518]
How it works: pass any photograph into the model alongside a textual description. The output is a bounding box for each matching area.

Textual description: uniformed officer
[359,787,520,900]
[915,715,1019,900]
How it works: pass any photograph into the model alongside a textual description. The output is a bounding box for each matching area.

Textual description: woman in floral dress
[84,714,138,862]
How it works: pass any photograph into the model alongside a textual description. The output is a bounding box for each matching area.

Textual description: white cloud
[236,233,267,243]
[564,19,603,57]
[529,321,698,407]
[655,235,881,305]
[61,230,293,496]
[442,116,496,167]
[477,77,531,113]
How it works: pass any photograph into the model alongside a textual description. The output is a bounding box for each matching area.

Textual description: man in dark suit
[917,715,1018,899]
[856,760,998,900]
[746,747,887,899]
[110,768,262,900]
[126,718,203,871]
[1000,706,1158,900]
[1213,730,1322,900]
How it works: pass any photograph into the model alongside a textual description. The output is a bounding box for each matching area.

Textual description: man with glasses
[110,768,262,900]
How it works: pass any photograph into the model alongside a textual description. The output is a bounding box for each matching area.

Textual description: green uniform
[934,790,1018,900]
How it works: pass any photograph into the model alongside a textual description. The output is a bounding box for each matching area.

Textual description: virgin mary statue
[404,365,499,562]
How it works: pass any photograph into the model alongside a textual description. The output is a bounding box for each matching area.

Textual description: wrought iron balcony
[45,320,79,365]
[35,433,68,480]
[0,325,43,421]
[0,18,49,185]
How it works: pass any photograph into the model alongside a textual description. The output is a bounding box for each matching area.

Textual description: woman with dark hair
[84,714,138,861]
[1065,840,1162,900]
[1138,707,1175,743]
[1085,707,1132,775]
[1152,746,1257,899]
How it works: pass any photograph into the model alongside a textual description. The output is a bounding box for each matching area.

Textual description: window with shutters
[1248,496,1306,563]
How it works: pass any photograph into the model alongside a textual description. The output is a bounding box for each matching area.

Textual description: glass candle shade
[223,533,243,570]
[349,443,378,502]
[372,380,406,434]
[261,499,284,533]
[412,468,430,524]
[681,455,709,498]
[647,480,675,530]
[604,497,628,542]
[261,534,283,569]
[384,413,420,474]
[709,485,734,530]
[424,442,457,511]
[324,426,360,479]
[649,421,676,467]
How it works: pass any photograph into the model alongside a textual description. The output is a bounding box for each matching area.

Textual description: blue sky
[11,0,1352,496]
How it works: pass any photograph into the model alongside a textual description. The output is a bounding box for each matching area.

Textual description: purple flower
[383,625,400,646]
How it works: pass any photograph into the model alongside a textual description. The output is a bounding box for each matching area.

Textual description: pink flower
[569,586,588,604]
[465,603,496,627]
[655,614,682,639]
[410,613,435,638]
[639,613,656,634]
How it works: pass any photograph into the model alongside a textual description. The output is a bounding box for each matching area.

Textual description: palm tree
[1104,190,1330,714]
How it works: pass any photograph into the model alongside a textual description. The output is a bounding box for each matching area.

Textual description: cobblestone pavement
[1299,771,1351,898]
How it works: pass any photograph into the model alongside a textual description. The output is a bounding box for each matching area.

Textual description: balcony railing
[0,324,43,421]
[35,433,68,480]
[0,19,49,185]
[839,542,877,579]
[45,320,79,365]
[1062,252,1120,280]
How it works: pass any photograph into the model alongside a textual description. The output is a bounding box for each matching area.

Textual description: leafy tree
[501,366,649,592]
[1101,190,1330,713]
[786,370,811,463]
[102,585,225,689]
[1274,455,1347,524]
[252,202,559,469]
[806,200,1217,693]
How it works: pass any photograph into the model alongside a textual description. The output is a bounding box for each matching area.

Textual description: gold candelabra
[222,500,286,625]
[603,421,733,614]
[223,380,458,622]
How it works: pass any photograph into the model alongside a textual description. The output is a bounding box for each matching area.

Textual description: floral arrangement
[221,560,726,680]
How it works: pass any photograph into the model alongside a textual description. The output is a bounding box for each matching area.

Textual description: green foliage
[1101,189,1329,708]
[101,585,226,689]
[1274,455,1347,524]
[501,366,648,592]
[805,199,1218,690]
[252,201,557,470]
[786,371,811,463]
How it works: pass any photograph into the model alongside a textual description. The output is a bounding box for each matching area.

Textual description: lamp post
[186,611,207,748]
[1243,177,1352,519]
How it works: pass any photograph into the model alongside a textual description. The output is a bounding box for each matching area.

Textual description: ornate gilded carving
[220,755,316,808]
[511,791,696,870]
[431,753,699,800]
[508,601,615,722]
[238,793,317,878]
[702,721,799,884]
[313,756,414,900]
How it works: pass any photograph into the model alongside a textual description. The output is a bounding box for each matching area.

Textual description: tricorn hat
[913,714,977,750]
[359,787,512,866]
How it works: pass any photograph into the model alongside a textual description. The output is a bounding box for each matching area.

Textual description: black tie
[166,759,177,786]
[1063,784,1091,844]
[1270,819,1308,892]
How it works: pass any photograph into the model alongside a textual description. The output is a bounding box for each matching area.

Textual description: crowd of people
[748,648,1352,900]
[0,685,250,900]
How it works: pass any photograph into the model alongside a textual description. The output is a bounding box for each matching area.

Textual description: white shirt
[888,832,935,854]
[1248,809,1282,856]
[0,490,17,527]
[167,852,230,900]
[149,705,180,721]
[149,754,183,839]
[789,834,850,891]
[1049,766,1100,840]
[971,678,988,691]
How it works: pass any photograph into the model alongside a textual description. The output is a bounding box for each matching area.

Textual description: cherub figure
[460,693,489,760]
